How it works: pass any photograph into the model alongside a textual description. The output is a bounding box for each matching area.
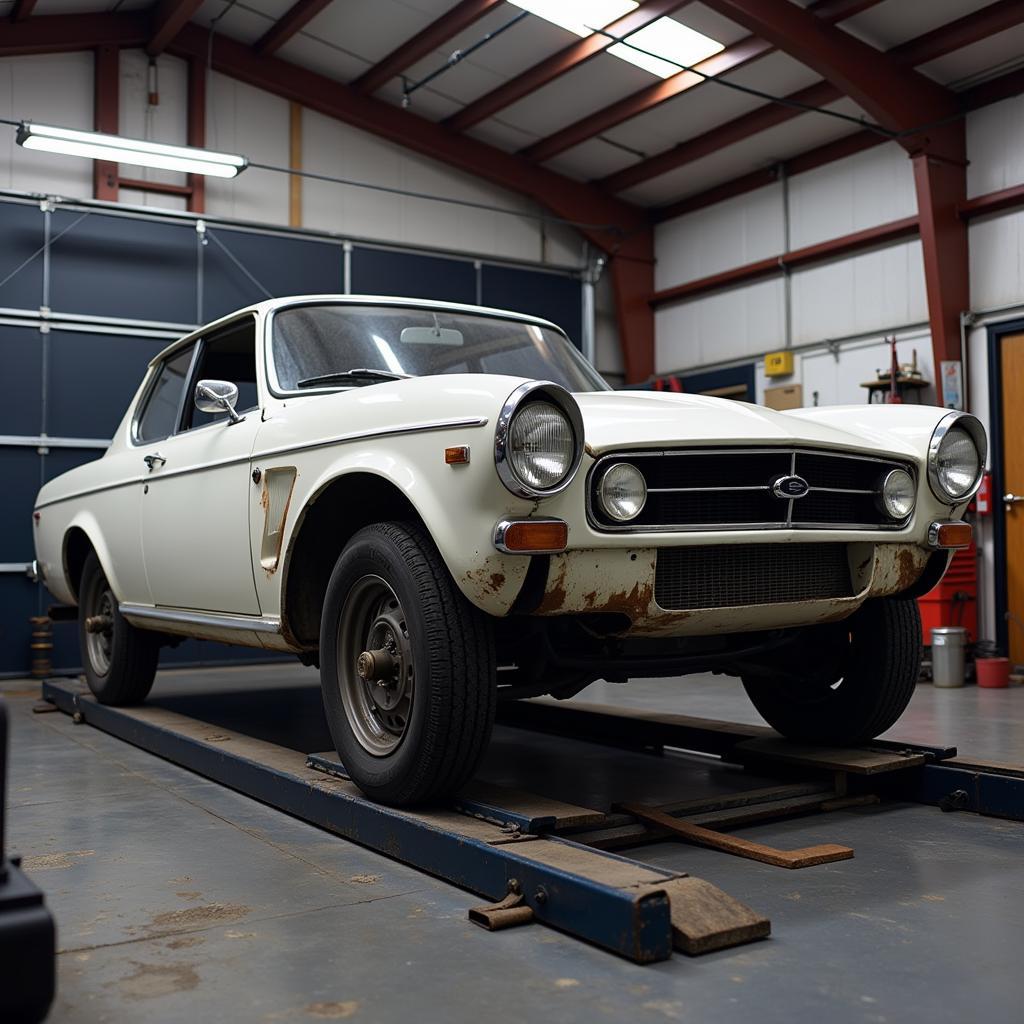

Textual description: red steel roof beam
[254,0,334,57]
[352,0,505,96]
[0,12,148,55]
[11,1,39,21]
[147,0,204,57]
[93,44,120,202]
[520,0,881,163]
[445,0,692,132]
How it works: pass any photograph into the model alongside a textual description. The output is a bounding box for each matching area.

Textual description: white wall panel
[0,52,93,198]
[654,183,784,291]
[593,271,623,382]
[119,50,188,203]
[788,142,916,249]
[300,109,581,266]
[655,278,784,374]
[790,240,927,345]
[969,211,1024,312]
[966,95,1024,199]
[204,73,290,226]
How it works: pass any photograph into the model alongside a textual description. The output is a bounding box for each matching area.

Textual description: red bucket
[976,657,1011,689]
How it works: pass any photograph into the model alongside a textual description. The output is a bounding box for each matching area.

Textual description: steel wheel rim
[86,585,114,677]
[337,574,414,757]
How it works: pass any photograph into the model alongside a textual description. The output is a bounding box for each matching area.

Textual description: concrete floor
[4,666,1023,1023]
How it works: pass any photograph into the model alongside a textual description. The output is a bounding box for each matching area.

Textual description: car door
[136,315,262,615]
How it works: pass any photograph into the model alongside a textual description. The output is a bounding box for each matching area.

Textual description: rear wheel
[741,597,922,744]
[319,522,496,806]
[78,551,159,705]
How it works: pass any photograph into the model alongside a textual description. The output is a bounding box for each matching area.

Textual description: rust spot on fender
[599,580,655,621]
[536,560,568,613]
[489,572,506,591]
[894,547,921,591]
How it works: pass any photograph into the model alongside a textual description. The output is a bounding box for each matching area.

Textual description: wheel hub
[337,576,415,757]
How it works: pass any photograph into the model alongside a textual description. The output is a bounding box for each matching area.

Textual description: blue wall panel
[48,331,165,439]
[351,247,477,304]
[0,324,43,435]
[202,227,342,321]
[480,265,582,348]
[0,201,45,311]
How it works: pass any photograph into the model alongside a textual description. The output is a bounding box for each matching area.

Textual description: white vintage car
[33,295,986,804]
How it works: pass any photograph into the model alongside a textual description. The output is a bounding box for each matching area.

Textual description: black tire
[319,521,496,806]
[78,551,159,705]
[741,597,922,744]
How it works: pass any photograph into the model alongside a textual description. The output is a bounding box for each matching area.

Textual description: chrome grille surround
[654,543,854,610]
[587,447,917,533]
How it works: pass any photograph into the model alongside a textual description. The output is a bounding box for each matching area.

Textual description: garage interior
[1,1,1023,1021]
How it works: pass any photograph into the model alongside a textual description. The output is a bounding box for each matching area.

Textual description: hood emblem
[772,474,810,499]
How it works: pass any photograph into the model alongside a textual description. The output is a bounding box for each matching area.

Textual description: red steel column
[186,54,206,213]
[93,44,119,201]
[611,228,656,384]
[912,123,970,366]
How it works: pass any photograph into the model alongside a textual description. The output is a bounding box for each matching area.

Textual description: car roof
[149,294,568,366]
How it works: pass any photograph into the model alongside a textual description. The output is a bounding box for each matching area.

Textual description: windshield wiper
[296,368,413,388]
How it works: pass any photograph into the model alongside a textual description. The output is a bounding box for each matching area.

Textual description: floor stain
[348,874,379,885]
[149,903,250,930]
[175,890,202,900]
[118,962,200,1000]
[22,849,95,871]
[305,1002,359,1019]
[165,936,205,950]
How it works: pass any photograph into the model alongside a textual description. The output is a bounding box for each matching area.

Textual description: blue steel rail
[41,679,727,963]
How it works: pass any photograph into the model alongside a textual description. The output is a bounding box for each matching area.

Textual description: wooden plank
[653,781,832,816]
[621,803,854,869]
[733,737,926,775]
[647,876,770,955]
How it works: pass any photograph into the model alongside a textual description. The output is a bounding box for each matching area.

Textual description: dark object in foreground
[0,697,56,1023]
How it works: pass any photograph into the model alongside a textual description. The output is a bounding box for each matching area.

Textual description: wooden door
[1003,333,1024,666]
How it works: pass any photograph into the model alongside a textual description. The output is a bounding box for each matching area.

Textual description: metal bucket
[931,626,968,688]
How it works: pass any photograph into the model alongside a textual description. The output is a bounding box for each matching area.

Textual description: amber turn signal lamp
[445,445,470,465]
[494,518,568,554]
[928,521,972,549]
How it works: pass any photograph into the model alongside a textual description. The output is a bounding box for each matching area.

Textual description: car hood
[575,390,924,459]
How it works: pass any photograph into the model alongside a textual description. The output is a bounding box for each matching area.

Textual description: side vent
[260,467,297,571]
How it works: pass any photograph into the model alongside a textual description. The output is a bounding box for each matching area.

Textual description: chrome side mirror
[194,379,242,424]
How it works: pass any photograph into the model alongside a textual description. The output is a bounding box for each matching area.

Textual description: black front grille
[654,544,853,610]
[589,448,914,532]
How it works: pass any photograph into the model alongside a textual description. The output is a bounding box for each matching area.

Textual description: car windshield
[270,304,609,394]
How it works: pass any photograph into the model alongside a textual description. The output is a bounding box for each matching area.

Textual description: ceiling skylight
[506,2,723,78]
[609,17,725,78]
[506,1,638,40]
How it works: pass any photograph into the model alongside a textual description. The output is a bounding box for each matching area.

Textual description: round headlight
[934,425,980,500]
[877,468,916,520]
[508,401,575,491]
[598,463,646,522]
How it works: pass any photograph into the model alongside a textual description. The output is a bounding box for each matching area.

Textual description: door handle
[143,453,166,471]
[1004,493,1024,506]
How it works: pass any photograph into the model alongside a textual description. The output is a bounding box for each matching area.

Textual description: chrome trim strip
[586,446,917,535]
[119,603,282,634]
[494,381,585,499]
[33,417,488,511]
[0,562,33,575]
[493,517,568,555]
[0,434,111,449]
[926,411,988,505]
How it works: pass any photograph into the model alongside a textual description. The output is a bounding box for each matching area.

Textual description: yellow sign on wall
[764,350,794,377]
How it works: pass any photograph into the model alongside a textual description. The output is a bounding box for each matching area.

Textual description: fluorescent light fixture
[16,122,247,178]
[506,3,722,79]
[506,0,637,38]
[610,17,724,78]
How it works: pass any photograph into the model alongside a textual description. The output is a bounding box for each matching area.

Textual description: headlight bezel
[927,411,987,504]
[876,467,916,521]
[494,380,584,499]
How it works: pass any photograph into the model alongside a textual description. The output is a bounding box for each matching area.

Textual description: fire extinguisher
[974,472,992,516]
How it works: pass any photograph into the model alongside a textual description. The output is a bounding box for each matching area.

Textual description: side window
[183,318,259,431]
[135,344,196,443]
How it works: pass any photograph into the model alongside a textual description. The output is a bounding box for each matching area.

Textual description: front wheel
[319,522,496,806]
[741,597,922,744]
[78,551,159,705]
